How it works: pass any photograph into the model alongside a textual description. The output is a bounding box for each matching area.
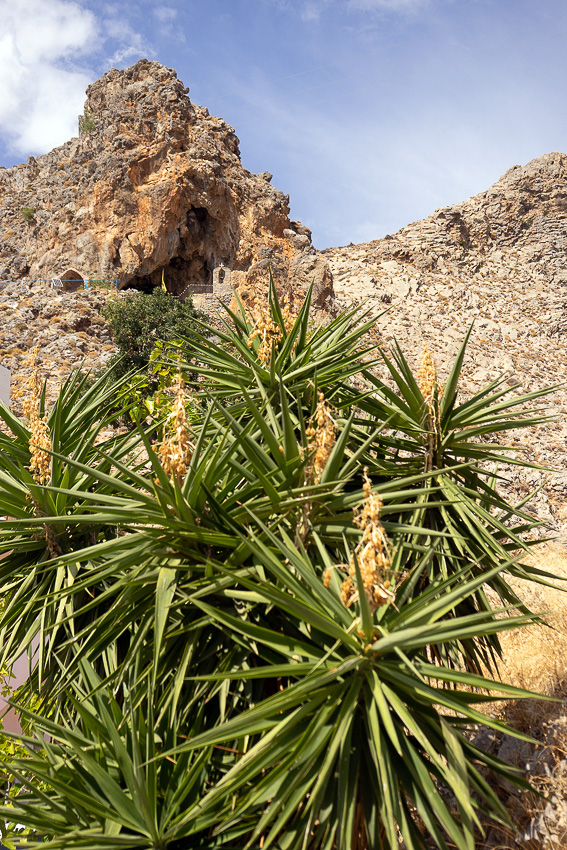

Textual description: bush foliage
[79,108,96,133]
[0,279,560,849]
[101,287,207,378]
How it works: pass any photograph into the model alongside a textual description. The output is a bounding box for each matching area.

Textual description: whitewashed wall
[0,364,10,407]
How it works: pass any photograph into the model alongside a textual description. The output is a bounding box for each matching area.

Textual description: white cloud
[153,6,178,23]
[101,11,154,66]
[299,1,331,22]
[264,0,429,19]
[0,0,154,158]
[300,7,319,22]
[150,4,184,41]
[0,0,98,155]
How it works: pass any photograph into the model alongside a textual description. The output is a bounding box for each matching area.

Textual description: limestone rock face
[324,152,567,535]
[0,60,333,312]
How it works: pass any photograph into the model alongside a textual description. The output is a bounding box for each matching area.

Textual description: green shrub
[20,208,35,223]
[101,287,208,379]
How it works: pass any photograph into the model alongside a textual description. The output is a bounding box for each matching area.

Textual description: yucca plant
[0,280,560,849]
[348,333,560,672]
[0,519,547,850]
[172,531,544,850]
[3,660,218,849]
[171,279,559,672]
[157,275,379,415]
[0,363,154,704]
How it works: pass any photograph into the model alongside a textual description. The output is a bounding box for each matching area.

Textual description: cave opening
[124,207,217,298]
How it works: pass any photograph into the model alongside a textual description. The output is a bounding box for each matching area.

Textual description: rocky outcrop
[324,153,567,536]
[0,60,333,313]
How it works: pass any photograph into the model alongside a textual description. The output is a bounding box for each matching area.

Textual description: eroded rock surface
[0,59,333,312]
[323,153,567,536]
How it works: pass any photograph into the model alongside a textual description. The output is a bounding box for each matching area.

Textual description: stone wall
[191,265,233,312]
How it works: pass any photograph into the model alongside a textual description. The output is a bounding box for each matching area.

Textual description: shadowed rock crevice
[125,255,213,295]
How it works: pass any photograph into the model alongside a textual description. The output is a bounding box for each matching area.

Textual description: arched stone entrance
[60,268,85,292]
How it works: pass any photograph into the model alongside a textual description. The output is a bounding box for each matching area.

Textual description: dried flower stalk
[158,377,194,484]
[306,392,337,484]
[247,296,282,364]
[416,343,443,472]
[17,347,52,485]
[246,289,297,364]
[296,392,337,544]
[340,468,394,612]
[416,343,437,408]
[29,418,52,485]
[281,297,295,336]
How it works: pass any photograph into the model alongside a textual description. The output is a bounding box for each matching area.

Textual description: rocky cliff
[0,283,115,416]
[0,59,332,311]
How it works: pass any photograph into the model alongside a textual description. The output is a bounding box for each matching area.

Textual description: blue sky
[1,0,566,247]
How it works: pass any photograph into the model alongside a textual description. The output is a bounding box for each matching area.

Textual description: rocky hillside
[323,152,567,536]
[2,59,567,534]
[0,59,332,311]
[0,282,115,416]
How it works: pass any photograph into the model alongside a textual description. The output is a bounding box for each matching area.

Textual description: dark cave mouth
[125,254,214,296]
[124,207,218,296]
